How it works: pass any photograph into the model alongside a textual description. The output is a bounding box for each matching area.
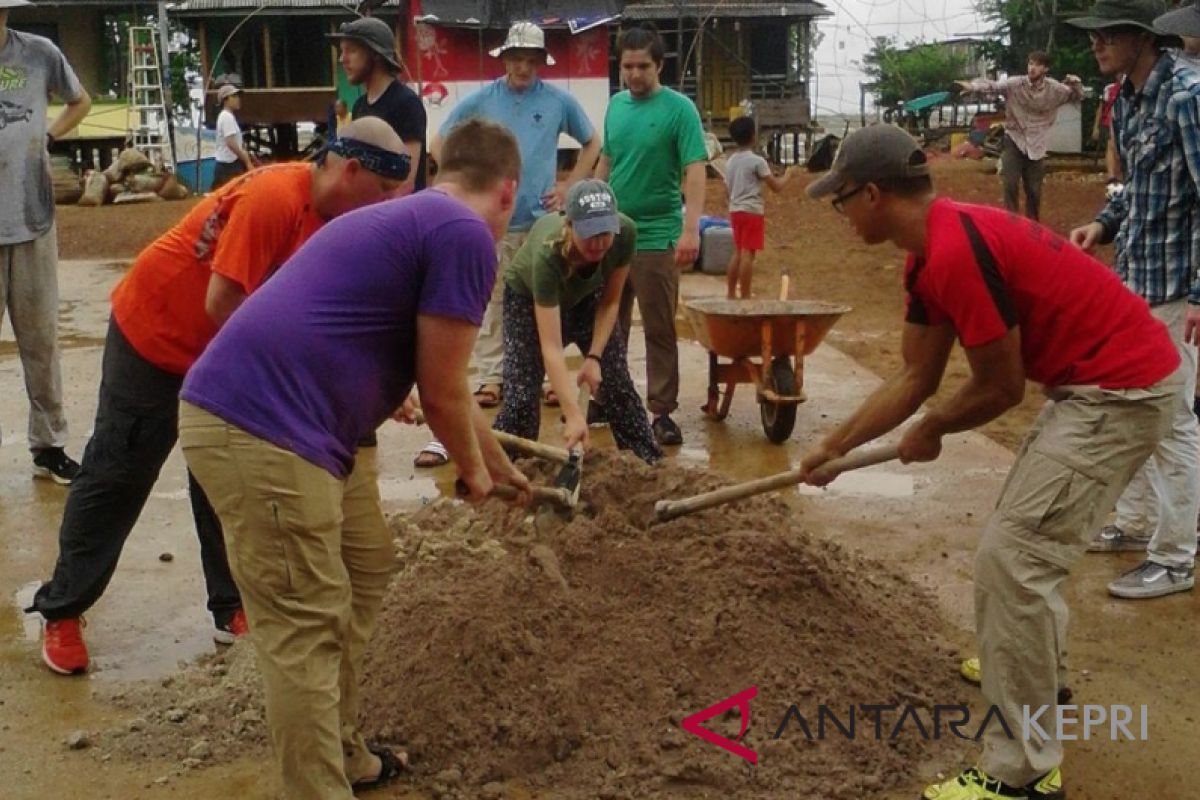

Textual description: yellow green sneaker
[922,766,1065,800]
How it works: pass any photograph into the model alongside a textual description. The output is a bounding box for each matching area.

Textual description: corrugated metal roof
[624,1,829,19]
[172,0,399,11]
[418,0,621,27]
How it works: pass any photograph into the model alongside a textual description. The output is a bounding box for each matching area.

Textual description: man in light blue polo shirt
[416,21,600,467]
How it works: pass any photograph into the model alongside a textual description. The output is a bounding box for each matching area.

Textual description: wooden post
[262,23,274,88]
[695,17,704,119]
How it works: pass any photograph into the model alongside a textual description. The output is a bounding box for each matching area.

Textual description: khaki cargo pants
[179,401,395,800]
[976,374,1178,786]
[470,231,528,389]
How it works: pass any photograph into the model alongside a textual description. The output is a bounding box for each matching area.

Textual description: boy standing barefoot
[724,116,794,299]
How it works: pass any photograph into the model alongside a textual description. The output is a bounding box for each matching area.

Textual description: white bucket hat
[489,21,556,65]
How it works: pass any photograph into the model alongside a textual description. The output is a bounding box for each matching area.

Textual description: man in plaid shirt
[1070,0,1198,600]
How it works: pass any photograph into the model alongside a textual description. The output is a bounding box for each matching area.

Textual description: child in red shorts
[724,116,795,298]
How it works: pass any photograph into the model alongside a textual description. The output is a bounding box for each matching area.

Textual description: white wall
[1046,103,1082,155]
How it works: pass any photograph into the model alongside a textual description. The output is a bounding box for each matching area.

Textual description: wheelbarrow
[682,297,851,443]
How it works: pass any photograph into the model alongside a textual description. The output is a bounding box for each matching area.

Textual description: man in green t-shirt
[494,180,662,464]
[597,23,708,447]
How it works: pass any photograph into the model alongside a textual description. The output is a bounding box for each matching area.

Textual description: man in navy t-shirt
[330,17,427,192]
[179,120,530,800]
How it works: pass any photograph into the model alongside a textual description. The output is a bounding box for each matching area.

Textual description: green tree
[861,37,968,107]
[974,0,1101,84]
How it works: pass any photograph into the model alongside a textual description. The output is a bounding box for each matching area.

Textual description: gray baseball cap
[1067,0,1167,33]
[566,180,621,239]
[1154,0,1200,37]
[328,17,401,72]
[806,124,929,200]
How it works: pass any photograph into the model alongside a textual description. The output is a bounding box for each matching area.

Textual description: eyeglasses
[1087,28,1140,46]
[831,184,867,213]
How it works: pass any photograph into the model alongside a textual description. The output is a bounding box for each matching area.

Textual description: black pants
[210,159,246,191]
[1000,134,1045,221]
[495,286,662,464]
[30,320,240,624]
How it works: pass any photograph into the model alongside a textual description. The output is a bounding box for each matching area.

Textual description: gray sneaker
[1108,560,1195,599]
[1087,524,1150,553]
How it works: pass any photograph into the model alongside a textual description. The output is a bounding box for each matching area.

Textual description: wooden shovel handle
[492,430,571,463]
[653,445,900,523]
[458,480,573,509]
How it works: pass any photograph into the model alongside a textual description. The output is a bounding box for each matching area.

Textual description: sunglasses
[831,184,867,213]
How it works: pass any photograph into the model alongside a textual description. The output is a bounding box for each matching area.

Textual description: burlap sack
[157,173,190,200]
[77,171,109,207]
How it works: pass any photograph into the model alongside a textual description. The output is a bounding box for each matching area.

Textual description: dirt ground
[13,160,1192,800]
[55,158,1113,452]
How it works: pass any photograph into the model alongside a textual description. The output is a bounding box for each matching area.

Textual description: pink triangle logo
[681,685,759,764]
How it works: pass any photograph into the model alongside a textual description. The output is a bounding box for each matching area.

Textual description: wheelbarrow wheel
[760,357,797,444]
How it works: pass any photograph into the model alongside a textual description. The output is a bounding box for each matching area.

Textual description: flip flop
[414,440,449,468]
[351,746,409,791]
[474,384,502,408]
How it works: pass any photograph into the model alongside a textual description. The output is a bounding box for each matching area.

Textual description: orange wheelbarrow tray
[682,298,851,443]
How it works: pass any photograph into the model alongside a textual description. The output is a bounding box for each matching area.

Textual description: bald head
[338,116,404,154]
[312,116,412,220]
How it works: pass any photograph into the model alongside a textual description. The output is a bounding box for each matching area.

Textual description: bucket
[177,157,215,194]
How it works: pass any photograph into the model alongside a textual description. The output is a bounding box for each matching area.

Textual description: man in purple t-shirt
[178,120,530,800]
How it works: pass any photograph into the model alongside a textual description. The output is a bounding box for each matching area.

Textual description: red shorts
[730,211,765,251]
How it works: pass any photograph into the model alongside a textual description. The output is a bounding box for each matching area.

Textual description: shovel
[552,383,591,508]
[493,430,571,464]
[456,479,575,510]
[653,444,900,523]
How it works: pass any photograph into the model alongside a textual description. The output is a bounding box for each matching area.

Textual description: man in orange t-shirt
[29,118,409,676]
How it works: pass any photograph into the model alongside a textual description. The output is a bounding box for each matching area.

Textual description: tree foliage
[974,0,1102,84]
[861,37,969,107]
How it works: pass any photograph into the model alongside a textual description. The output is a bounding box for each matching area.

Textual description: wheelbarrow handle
[653,444,901,523]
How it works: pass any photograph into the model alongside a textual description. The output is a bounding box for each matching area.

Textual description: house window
[207,19,268,88]
[268,18,334,88]
[749,21,788,78]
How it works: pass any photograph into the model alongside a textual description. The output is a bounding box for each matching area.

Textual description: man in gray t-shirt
[1,1,92,483]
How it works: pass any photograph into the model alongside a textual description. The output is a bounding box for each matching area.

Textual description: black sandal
[351,746,408,791]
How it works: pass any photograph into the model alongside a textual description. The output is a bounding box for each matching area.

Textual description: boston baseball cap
[327,17,402,72]
[806,124,929,200]
[1067,0,1167,33]
[1153,0,1200,38]
[566,180,620,239]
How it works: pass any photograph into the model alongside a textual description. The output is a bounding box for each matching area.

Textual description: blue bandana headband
[319,136,411,181]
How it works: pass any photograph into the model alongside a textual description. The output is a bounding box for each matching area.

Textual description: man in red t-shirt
[28,118,408,677]
[802,125,1180,800]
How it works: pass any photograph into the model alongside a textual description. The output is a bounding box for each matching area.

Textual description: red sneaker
[42,618,89,675]
[213,608,249,645]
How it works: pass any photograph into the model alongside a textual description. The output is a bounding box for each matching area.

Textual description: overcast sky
[808,0,991,116]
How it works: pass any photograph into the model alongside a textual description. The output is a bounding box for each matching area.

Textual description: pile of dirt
[97,451,970,797]
[362,451,971,798]
[98,641,267,769]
